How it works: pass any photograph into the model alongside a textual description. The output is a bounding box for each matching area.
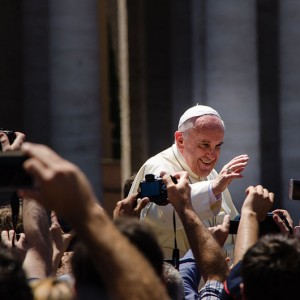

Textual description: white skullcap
[178,104,221,129]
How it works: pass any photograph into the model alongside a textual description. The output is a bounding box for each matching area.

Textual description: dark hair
[114,217,164,277]
[123,174,136,198]
[71,217,164,293]
[0,243,33,300]
[242,234,300,300]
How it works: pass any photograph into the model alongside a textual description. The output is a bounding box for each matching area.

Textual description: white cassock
[129,144,238,259]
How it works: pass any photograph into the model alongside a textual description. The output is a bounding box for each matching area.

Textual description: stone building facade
[1,0,300,221]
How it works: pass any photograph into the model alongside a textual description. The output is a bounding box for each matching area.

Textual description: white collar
[171,144,206,181]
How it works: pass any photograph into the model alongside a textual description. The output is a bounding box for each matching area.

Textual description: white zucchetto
[178,104,221,129]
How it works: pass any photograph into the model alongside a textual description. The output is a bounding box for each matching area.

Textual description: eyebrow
[198,140,224,145]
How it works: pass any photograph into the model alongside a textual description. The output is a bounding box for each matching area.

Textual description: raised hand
[113,193,150,219]
[242,185,274,221]
[0,131,26,151]
[20,142,98,224]
[211,154,249,195]
[1,229,27,263]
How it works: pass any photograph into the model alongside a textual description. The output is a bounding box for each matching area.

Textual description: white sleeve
[190,181,217,220]
[141,181,216,229]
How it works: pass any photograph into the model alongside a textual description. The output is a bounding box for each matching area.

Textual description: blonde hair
[0,204,24,233]
[30,277,74,300]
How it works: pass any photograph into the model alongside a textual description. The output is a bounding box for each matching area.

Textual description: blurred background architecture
[1,0,300,222]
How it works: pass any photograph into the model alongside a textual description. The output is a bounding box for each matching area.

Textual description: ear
[174,131,184,150]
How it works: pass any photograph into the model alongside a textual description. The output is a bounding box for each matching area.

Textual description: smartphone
[229,213,283,236]
[229,219,239,234]
[0,151,33,192]
[288,179,300,200]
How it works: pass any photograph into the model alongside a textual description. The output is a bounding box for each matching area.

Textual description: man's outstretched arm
[21,142,170,300]
[233,185,274,266]
[163,171,229,283]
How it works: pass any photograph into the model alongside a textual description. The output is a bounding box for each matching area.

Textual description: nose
[206,148,217,159]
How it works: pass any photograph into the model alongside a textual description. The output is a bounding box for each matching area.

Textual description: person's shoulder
[136,146,177,178]
[151,146,173,158]
[144,146,173,164]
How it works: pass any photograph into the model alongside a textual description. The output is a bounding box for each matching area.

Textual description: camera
[229,212,287,236]
[0,151,33,192]
[139,174,169,206]
[0,128,16,151]
[288,179,300,200]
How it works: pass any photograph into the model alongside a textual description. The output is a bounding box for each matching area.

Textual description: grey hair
[163,262,185,300]
[178,115,225,133]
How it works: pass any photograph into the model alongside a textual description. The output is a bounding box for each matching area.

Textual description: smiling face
[175,115,225,178]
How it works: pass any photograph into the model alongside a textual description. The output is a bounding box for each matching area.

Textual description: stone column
[49,0,102,198]
[191,0,206,106]
[280,1,300,223]
[205,1,259,210]
[22,2,51,144]
[0,3,23,130]
[170,0,193,129]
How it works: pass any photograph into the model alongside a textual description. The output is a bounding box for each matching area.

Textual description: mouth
[200,158,214,165]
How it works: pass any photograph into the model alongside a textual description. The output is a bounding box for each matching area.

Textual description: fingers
[17,232,26,241]
[0,131,25,151]
[273,214,291,234]
[224,154,249,168]
[1,230,24,248]
[294,226,300,237]
[272,209,293,234]
[159,171,167,178]
[272,209,294,228]
[222,214,231,231]
[135,197,150,214]
[222,155,249,178]
[0,132,11,151]
[113,201,124,219]
[268,192,275,203]
[162,171,188,186]
[64,229,76,240]
[15,233,26,248]
[161,171,191,211]
[10,132,26,150]
[226,162,248,174]
[245,185,273,199]
[208,215,230,247]
[214,156,249,195]
[245,185,255,194]
[243,185,275,222]
[113,193,144,219]
[228,154,249,162]
[23,155,49,183]
[50,211,60,225]
[22,142,63,167]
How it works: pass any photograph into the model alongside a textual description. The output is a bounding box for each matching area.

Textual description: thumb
[135,198,150,213]
[222,214,231,230]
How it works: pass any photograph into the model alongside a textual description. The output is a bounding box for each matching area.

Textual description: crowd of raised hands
[0,130,299,300]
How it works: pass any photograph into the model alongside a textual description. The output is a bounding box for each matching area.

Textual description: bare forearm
[177,206,228,282]
[22,198,53,277]
[233,211,259,265]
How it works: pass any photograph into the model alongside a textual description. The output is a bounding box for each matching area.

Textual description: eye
[197,142,210,150]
